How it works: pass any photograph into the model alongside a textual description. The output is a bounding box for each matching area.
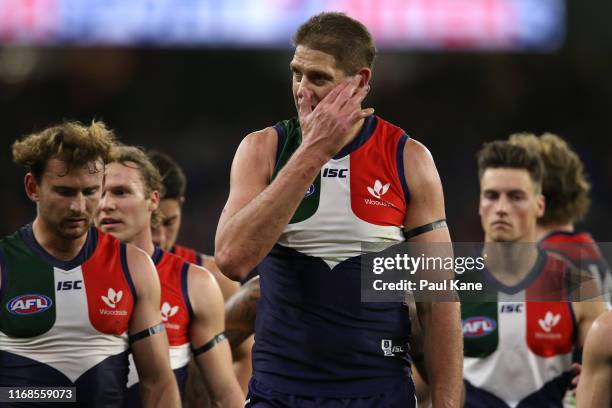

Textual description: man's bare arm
[576,311,612,408]
[203,255,240,300]
[188,264,244,408]
[127,245,180,408]
[215,77,372,280]
[225,276,260,350]
[404,139,463,408]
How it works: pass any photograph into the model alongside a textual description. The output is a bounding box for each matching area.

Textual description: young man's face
[479,168,545,242]
[151,198,182,251]
[29,158,104,240]
[290,45,350,113]
[96,162,156,243]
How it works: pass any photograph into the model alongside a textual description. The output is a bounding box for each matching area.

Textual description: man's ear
[24,173,40,202]
[536,193,545,219]
[150,190,160,212]
[356,67,372,88]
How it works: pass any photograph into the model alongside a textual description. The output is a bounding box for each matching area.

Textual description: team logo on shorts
[7,294,53,315]
[381,339,406,356]
[462,316,496,338]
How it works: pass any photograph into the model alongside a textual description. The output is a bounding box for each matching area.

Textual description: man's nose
[70,193,86,213]
[494,195,509,214]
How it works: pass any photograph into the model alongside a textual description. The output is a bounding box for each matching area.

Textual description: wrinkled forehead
[290,45,340,73]
[42,158,105,182]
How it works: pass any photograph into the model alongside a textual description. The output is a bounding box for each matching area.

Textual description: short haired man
[96,145,243,407]
[460,141,605,407]
[215,12,462,407]
[509,132,612,307]
[0,121,180,406]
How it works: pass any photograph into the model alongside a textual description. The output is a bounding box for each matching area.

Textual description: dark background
[2,1,611,251]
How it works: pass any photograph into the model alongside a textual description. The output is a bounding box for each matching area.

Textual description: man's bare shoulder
[242,127,278,150]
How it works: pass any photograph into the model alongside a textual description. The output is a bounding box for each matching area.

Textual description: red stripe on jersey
[540,231,602,262]
[81,229,134,335]
[350,117,408,226]
[525,254,575,357]
[171,244,202,266]
[156,251,191,347]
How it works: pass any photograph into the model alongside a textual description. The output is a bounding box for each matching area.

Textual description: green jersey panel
[0,232,56,338]
[273,118,321,224]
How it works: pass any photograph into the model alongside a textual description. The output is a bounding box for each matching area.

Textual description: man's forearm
[225,277,260,349]
[419,302,463,408]
[216,145,328,279]
[141,375,180,408]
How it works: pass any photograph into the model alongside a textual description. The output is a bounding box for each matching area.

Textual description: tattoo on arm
[225,277,261,349]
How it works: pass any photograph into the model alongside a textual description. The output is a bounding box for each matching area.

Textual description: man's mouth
[99,217,122,228]
[491,221,511,228]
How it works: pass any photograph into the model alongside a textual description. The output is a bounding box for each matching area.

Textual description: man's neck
[32,218,87,261]
[127,228,156,258]
[345,118,365,147]
[484,237,540,287]
[536,223,574,241]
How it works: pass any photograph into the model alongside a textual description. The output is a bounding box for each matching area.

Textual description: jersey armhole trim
[195,252,203,267]
[120,242,138,301]
[273,123,286,168]
[181,262,194,321]
[397,133,411,206]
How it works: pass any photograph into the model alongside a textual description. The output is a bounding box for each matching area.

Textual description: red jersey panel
[81,229,135,335]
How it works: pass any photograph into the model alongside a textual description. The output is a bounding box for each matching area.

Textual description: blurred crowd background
[1,0,611,252]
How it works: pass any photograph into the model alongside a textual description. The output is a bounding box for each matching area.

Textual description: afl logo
[304,184,316,197]
[462,316,496,338]
[7,294,53,315]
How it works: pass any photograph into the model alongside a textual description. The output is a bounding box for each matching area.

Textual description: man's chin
[58,225,90,240]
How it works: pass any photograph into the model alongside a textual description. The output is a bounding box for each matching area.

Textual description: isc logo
[322,168,347,178]
[500,303,523,313]
[56,280,83,291]
[7,294,53,315]
[463,316,496,338]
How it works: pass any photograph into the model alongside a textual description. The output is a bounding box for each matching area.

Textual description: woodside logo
[99,288,127,316]
[365,179,391,207]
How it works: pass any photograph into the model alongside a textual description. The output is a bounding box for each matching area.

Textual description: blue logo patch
[7,294,53,315]
[462,316,496,338]
[304,184,316,197]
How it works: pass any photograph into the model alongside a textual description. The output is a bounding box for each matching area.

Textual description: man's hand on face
[298,75,374,158]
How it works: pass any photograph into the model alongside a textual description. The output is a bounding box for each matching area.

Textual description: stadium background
[1,0,611,251]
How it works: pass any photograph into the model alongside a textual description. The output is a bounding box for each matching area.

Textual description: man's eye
[56,189,74,197]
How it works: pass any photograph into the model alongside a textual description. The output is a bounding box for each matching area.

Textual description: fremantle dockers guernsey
[0,224,135,407]
[253,115,413,397]
[540,230,612,308]
[125,247,193,407]
[462,250,578,408]
[170,244,203,266]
